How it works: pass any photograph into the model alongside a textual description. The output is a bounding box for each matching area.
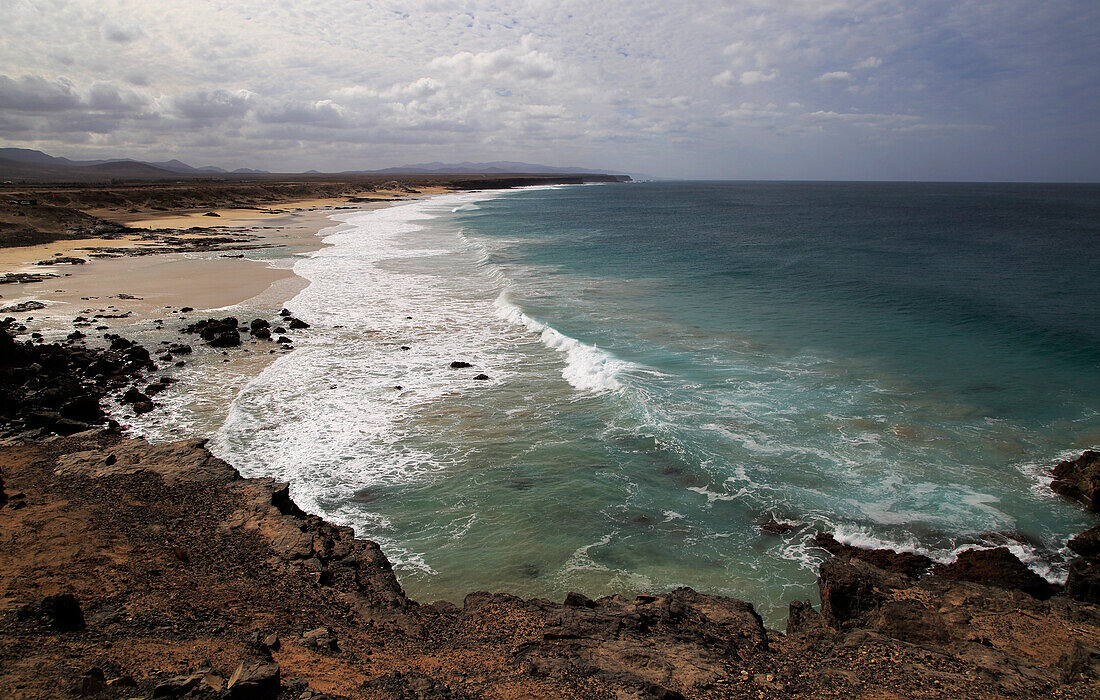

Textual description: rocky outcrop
[4,425,1100,698]
[0,320,153,435]
[1051,450,1100,510]
[182,317,242,348]
[932,546,1060,599]
[812,532,932,578]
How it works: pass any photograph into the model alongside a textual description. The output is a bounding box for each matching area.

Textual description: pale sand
[0,202,391,326]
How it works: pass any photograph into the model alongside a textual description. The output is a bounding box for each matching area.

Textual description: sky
[0,0,1097,180]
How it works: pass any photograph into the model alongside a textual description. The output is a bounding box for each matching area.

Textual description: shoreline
[3,183,1100,697]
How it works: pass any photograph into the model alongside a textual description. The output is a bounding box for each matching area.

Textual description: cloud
[814,71,854,85]
[713,70,777,87]
[170,89,254,119]
[0,1,1093,179]
[256,99,348,127]
[0,75,81,112]
[101,22,145,44]
[430,38,555,82]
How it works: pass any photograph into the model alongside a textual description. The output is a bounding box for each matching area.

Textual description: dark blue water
[216,182,1100,626]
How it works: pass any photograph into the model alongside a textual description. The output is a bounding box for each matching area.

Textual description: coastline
[2,182,1100,697]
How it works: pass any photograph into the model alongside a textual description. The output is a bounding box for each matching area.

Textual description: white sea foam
[493,291,631,392]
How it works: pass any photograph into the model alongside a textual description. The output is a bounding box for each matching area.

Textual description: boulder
[227,662,280,700]
[17,593,85,631]
[931,547,1058,599]
[121,387,150,404]
[75,667,106,696]
[288,318,310,329]
[1066,558,1100,604]
[1069,524,1100,560]
[818,556,910,628]
[301,626,338,651]
[1051,451,1100,510]
[813,533,932,579]
[450,361,473,369]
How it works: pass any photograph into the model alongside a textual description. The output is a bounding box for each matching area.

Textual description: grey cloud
[171,89,254,119]
[0,75,81,112]
[101,23,145,43]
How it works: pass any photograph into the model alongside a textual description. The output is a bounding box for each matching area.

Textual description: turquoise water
[213,182,1100,626]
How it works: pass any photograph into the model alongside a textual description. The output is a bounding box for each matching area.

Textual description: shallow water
[190,182,1100,626]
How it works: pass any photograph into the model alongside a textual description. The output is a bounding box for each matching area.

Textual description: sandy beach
[0,201,391,327]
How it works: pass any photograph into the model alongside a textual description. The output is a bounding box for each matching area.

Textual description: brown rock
[1069,524,1100,560]
[813,532,932,578]
[932,547,1058,599]
[1066,557,1100,604]
[227,661,280,699]
[1051,450,1100,510]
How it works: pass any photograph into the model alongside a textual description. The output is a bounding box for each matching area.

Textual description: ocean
[150,181,1100,625]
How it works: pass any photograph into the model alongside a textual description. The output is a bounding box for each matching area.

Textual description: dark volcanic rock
[818,556,910,628]
[449,361,473,369]
[183,317,241,348]
[760,517,797,536]
[17,593,86,631]
[0,321,149,434]
[932,547,1058,599]
[287,317,309,329]
[473,373,489,380]
[1066,558,1100,604]
[121,387,150,404]
[1051,450,1100,510]
[813,532,932,579]
[226,661,280,699]
[1069,524,1100,560]
[0,300,47,313]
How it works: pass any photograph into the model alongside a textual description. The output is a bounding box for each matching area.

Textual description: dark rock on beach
[183,317,242,348]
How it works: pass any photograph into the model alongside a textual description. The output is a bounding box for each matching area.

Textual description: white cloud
[0,0,1092,179]
[815,71,854,85]
[713,70,777,87]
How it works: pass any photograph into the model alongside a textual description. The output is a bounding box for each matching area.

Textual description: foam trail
[493,290,630,392]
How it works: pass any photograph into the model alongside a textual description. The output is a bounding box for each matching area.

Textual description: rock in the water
[813,533,932,579]
[227,661,280,699]
[0,300,47,313]
[183,317,242,348]
[473,373,489,380]
[133,400,155,414]
[760,517,797,536]
[121,387,150,404]
[1051,451,1100,510]
[288,318,310,329]
[932,547,1058,599]
[450,361,473,369]
[17,593,86,631]
[1069,524,1100,560]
